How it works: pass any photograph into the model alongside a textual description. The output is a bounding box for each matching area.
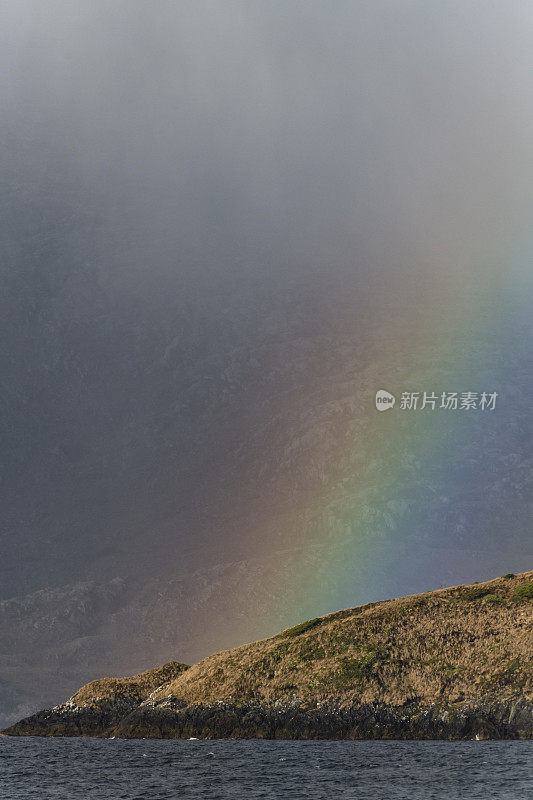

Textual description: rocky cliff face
[6,697,531,741]
[4,572,532,740]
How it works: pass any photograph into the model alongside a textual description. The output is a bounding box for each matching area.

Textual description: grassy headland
[3,571,532,739]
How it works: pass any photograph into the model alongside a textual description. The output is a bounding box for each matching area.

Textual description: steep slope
[3,572,532,740]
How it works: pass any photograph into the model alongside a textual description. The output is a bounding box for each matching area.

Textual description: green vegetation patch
[331,644,388,689]
[513,582,533,600]
[483,593,504,604]
[280,617,323,638]
[297,642,326,661]
[256,642,290,672]
[460,586,493,601]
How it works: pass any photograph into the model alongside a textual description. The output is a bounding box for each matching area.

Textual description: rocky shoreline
[4,696,532,740]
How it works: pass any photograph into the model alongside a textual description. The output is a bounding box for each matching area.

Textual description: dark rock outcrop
[4,697,532,740]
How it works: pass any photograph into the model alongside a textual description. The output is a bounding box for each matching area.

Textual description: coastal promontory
[4,571,532,740]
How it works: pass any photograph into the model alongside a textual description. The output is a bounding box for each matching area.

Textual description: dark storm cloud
[3,0,532,292]
[0,1,532,595]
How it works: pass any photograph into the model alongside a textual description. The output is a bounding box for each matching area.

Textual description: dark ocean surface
[0,738,531,799]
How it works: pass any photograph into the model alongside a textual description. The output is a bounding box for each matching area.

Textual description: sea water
[0,737,531,799]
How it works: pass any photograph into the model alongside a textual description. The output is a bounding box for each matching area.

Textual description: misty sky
[3,1,533,289]
[1,1,532,602]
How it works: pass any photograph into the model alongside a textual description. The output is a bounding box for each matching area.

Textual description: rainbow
[229,223,533,638]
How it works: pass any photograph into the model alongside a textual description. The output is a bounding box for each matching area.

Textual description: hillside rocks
[5,697,532,741]
[86,696,533,740]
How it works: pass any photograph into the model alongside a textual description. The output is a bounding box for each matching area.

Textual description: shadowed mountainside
[4,571,532,740]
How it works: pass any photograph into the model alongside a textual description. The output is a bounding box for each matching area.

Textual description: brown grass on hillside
[72,661,189,706]
[147,571,533,709]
